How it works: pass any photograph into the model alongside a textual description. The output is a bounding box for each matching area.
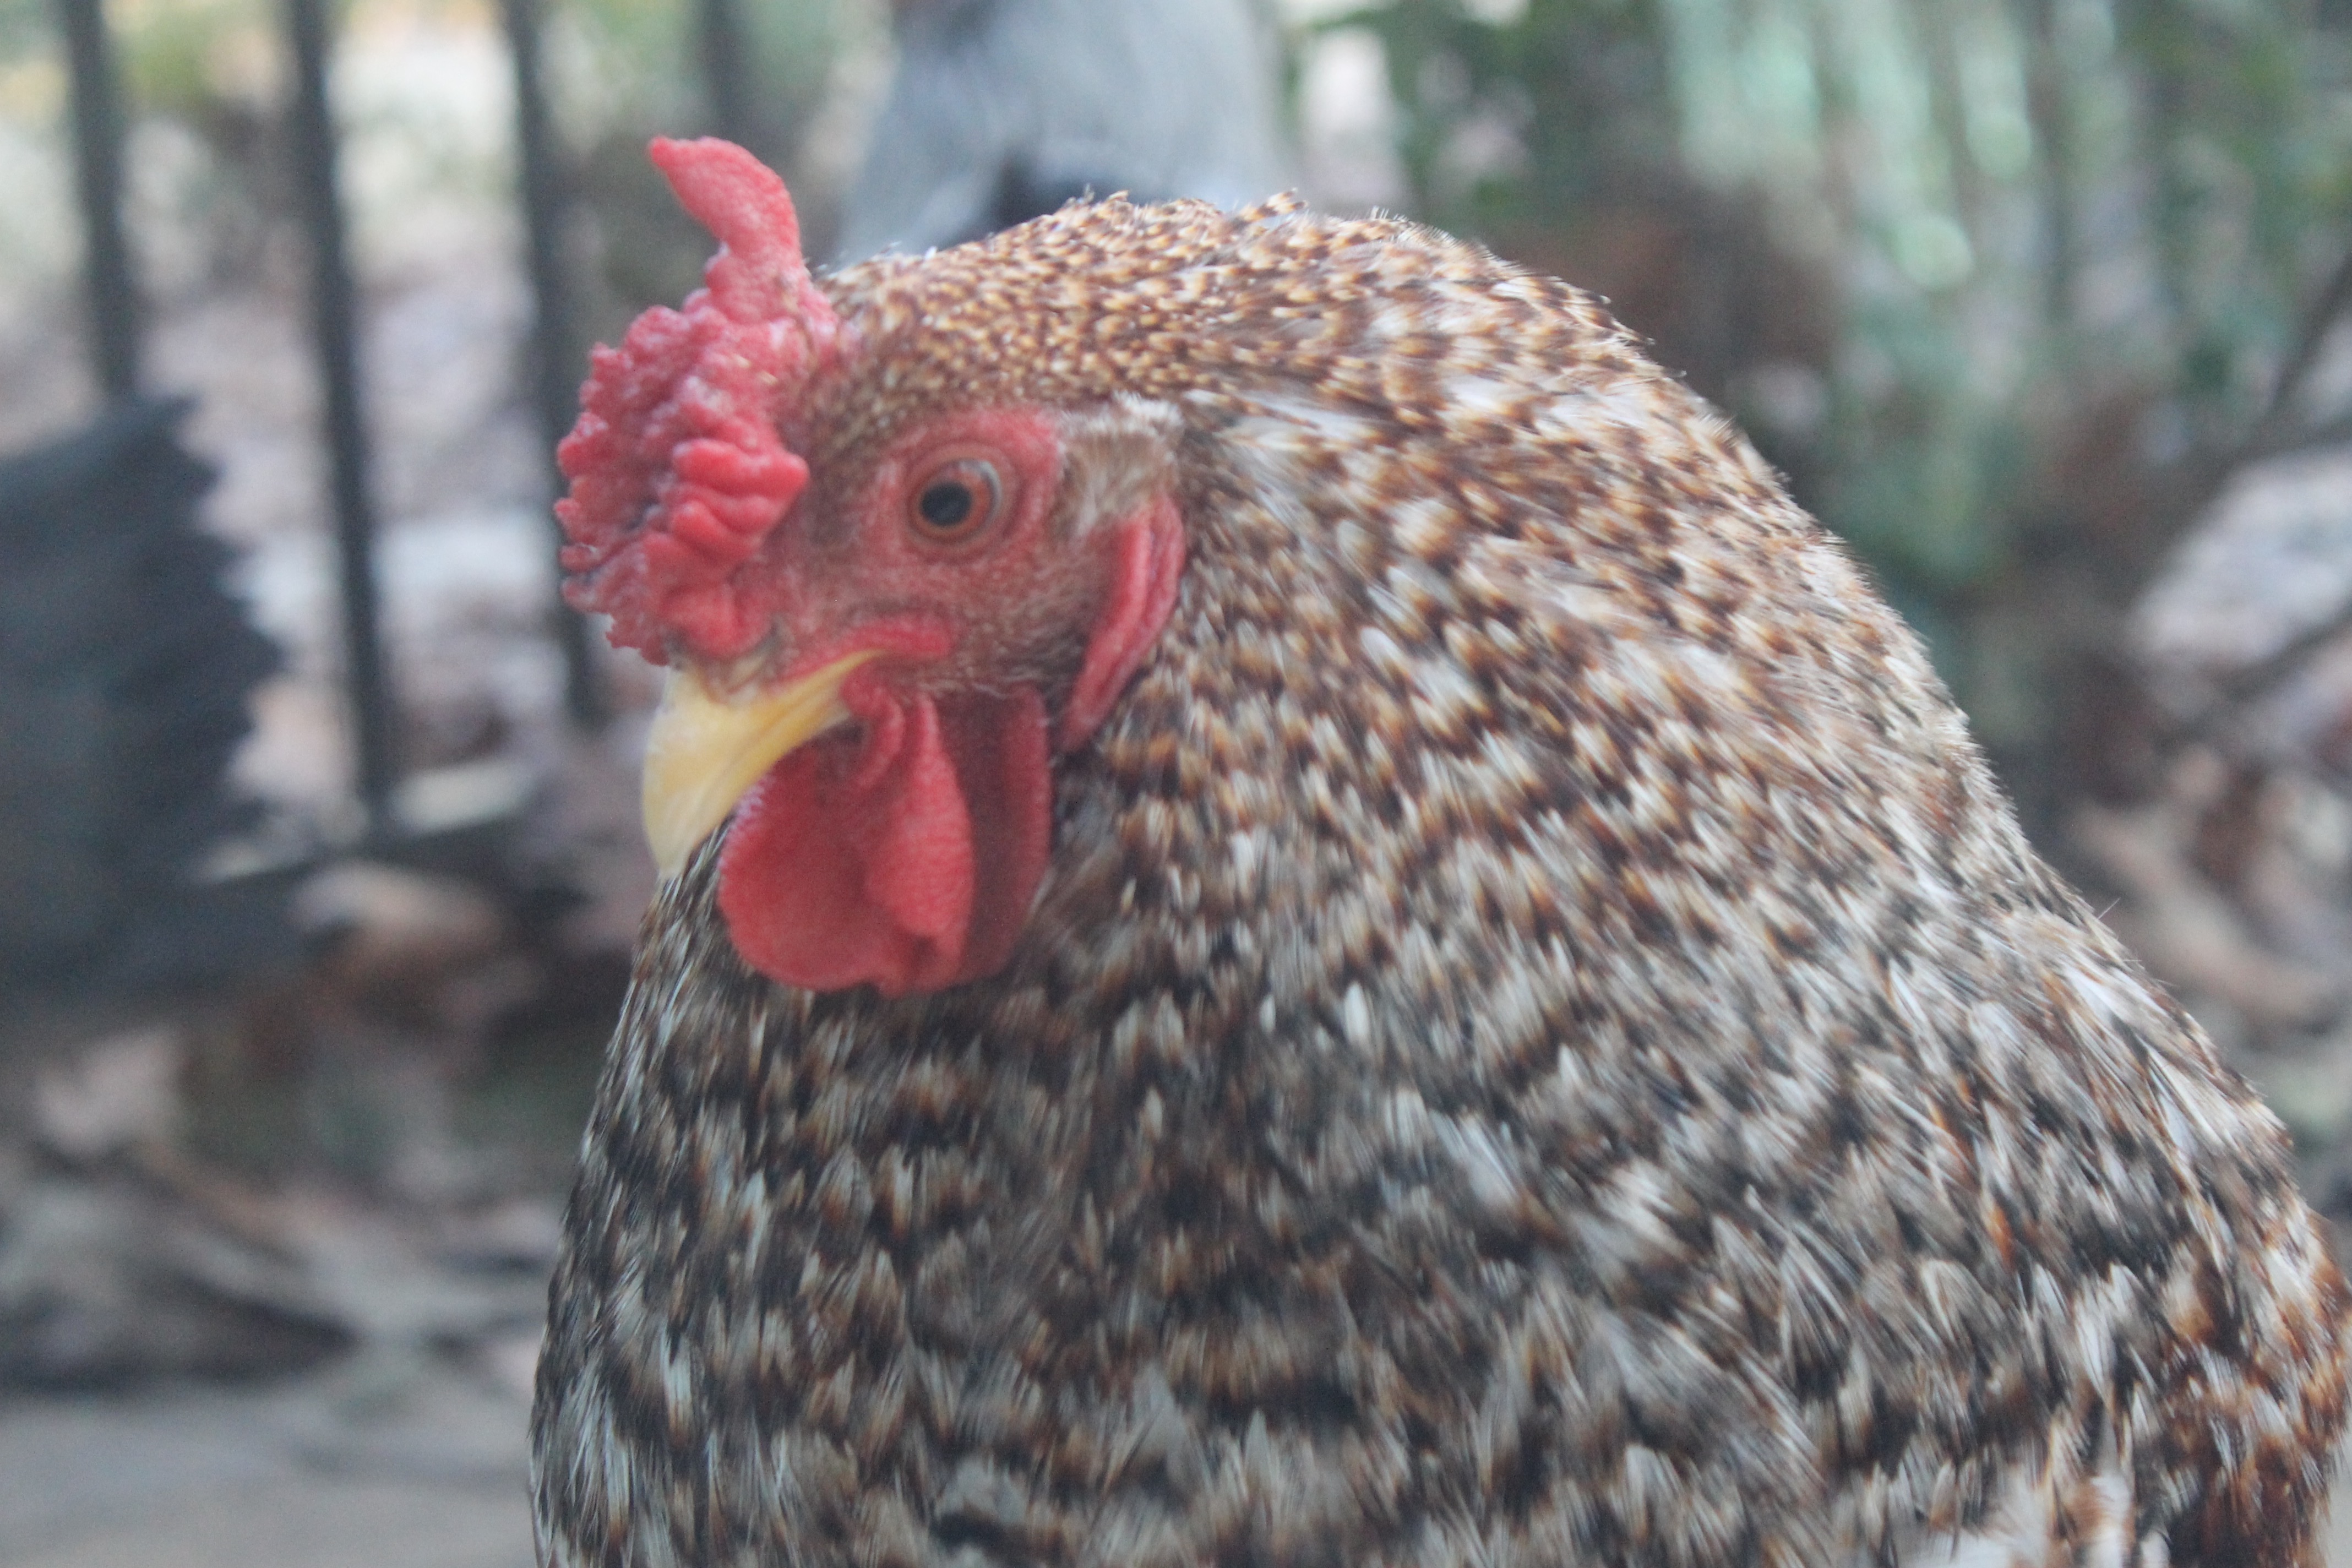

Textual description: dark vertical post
[55,0,140,401]
[2024,0,2076,353]
[695,0,754,149]
[286,0,398,831]
[499,0,605,729]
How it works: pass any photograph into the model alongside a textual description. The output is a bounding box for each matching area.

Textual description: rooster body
[533,144,2348,1567]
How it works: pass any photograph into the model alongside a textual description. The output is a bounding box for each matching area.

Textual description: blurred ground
[0,888,594,1566]
[0,1364,533,1567]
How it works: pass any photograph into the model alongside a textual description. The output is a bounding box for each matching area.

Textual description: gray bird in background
[835,0,1294,261]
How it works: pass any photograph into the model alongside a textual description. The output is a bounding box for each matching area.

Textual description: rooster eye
[908,459,1004,543]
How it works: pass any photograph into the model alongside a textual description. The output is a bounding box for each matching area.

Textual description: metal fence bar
[695,0,753,149]
[499,0,605,731]
[55,0,140,401]
[285,0,398,832]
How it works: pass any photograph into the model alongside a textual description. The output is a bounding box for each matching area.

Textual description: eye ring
[907,458,1005,545]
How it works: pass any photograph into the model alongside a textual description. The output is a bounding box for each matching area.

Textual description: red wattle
[716,687,1052,997]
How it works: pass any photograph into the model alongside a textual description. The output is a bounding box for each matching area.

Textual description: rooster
[531,139,2349,1567]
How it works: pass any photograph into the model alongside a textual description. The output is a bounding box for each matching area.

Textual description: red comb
[556,138,838,663]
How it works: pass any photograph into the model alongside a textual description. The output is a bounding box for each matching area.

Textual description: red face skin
[560,138,1184,999]
[711,407,1185,998]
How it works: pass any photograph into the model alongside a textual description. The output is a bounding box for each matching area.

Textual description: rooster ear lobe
[1060,496,1186,752]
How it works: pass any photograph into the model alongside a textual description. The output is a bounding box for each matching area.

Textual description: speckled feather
[533,194,2351,1566]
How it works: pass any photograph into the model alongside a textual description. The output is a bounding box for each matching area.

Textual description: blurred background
[1,0,2351,1560]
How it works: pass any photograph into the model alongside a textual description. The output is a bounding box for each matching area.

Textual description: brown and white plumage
[532,145,2350,1567]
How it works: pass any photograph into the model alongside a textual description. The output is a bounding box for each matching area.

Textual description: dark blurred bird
[532,139,2350,1567]
[0,399,279,982]
[835,0,1291,259]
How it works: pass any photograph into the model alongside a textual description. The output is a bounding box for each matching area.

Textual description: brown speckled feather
[532,195,2350,1566]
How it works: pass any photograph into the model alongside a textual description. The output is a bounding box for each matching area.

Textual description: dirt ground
[0,1360,535,1568]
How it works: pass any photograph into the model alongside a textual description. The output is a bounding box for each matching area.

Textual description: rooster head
[558,139,1186,999]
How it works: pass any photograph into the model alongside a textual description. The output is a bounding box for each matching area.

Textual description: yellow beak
[641,649,882,877]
